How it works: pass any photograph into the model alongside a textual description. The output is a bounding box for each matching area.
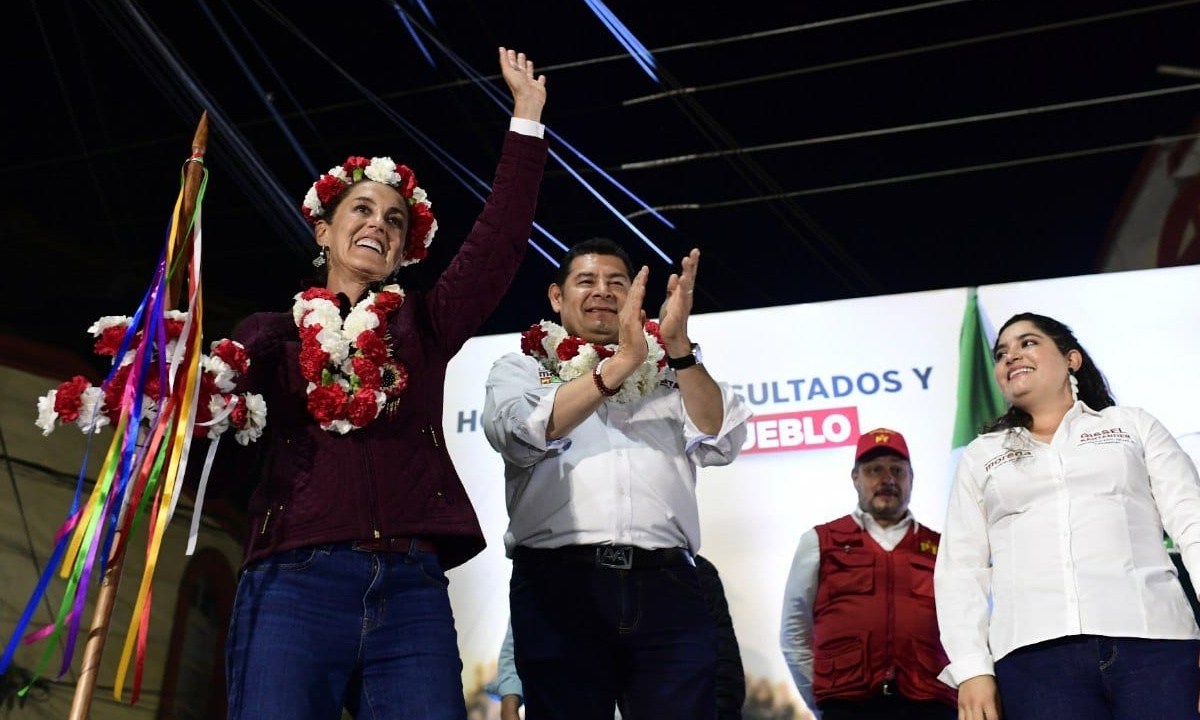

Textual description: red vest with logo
[811,515,956,706]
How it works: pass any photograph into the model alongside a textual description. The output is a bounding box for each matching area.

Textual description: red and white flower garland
[300,155,437,267]
[34,312,266,445]
[293,284,409,434]
[520,320,669,403]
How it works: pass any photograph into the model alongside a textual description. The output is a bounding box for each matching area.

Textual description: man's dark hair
[553,237,634,287]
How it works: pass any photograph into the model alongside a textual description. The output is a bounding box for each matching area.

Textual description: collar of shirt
[1003,400,1104,445]
[850,506,915,551]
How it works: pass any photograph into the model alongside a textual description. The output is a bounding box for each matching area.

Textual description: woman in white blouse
[934,312,1200,720]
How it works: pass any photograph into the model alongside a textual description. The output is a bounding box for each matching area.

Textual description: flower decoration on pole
[1,113,267,713]
[35,317,266,445]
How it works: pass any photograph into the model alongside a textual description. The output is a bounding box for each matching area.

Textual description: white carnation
[35,391,59,436]
[364,157,398,184]
[87,315,132,337]
[235,393,268,446]
[316,326,350,365]
[75,386,111,434]
[343,299,381,339]
[302,186,322,216]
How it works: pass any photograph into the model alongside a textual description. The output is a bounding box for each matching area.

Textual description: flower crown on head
[301,155,438,267]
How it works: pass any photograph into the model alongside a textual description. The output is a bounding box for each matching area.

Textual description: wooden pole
[66,112,210,720]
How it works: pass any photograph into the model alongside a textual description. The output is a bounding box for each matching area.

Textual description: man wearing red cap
[780,428,956,720]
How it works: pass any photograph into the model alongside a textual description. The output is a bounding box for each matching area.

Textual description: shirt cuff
[509,117,545,138]
[937,654,994,688]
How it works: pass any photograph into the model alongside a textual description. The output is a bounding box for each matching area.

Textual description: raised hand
[658,248,700,356]
[612,266,650,374]
[499,46,547,123]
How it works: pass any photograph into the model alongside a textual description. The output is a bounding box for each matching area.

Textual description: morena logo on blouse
[741,406,859,455]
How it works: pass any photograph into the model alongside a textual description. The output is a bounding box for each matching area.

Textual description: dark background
[5,0,1198,369]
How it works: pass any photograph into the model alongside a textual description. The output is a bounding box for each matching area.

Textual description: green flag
[952,288,1006,448]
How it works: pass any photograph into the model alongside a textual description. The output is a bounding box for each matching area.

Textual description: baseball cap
[855,428,910,462]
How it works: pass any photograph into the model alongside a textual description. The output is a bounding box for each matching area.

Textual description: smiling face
[851,451,913,527]
[548,253,631,343]
[315,181,409,293]
[992,319,1081,411]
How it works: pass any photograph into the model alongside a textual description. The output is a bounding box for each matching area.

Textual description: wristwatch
[667,343,701,371]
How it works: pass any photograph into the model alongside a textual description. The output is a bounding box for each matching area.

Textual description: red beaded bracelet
[592,360,620,397]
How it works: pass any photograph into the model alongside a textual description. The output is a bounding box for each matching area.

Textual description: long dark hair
[983,312,1115,433]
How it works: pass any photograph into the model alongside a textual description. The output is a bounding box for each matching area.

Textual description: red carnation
[103,364,132,421]
[352,355,381,390]
[374,290,404,314]
[557,336,586,361]
[347,388,380,427]
[355,330,389,364]
[143,368,163,400]
[211,338,250,375]
[298,344,330,383]
[164,318,185,342]
[298,324,322,344]
[593,344,615,360]
[228,395,248,429]
[396,165,418,197]
[343,156,370,172]
[307,383,348,424]
[193,395,214,433]
[521,324,548,357]
[314,174,346,207]
[409,204,434,238]
[300,286,337,303]
[53,376,92,423]
[93,324,128,357]
[199,371,222,398]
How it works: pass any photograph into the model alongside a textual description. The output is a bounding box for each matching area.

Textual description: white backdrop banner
[442,264,1200,711]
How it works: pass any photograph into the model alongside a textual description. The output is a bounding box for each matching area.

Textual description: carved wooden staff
[67,111,209,720]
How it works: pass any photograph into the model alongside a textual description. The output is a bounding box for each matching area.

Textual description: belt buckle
[595,546,633,569]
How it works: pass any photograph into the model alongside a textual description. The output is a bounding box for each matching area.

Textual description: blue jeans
[994,634,1200,720]
[510,552,717,720]
[225,543,467,719]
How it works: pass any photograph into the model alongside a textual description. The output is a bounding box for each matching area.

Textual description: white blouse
[934,401,1200,686]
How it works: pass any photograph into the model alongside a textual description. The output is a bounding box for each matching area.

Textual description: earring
[312,245,328,268]
[1068,369,1079,402]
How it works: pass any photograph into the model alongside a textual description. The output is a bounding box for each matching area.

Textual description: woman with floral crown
[935,312,1200,720]
[203,47,548,719]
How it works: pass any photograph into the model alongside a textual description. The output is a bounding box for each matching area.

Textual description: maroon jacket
[208,131,547,571]
[811,515,956,707]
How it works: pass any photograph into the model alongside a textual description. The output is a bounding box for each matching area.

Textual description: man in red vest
[780,428,956,720]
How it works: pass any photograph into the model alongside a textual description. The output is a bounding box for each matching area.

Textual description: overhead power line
[625,131,1200,218]
[621,82,1200,170]
[276,0,983,106]
[623,0,1200,106]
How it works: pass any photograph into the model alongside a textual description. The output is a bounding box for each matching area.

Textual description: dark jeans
[510,551,717,720]
[819,696,955,720]
[224,543,466,720]
[994,634,1200,720]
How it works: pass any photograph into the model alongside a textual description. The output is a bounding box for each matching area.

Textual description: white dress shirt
[934,401,1200,687]
[483,352,751,556]
[779,508,918,713]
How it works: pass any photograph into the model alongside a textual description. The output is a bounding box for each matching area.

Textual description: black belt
[514,544,693,570]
